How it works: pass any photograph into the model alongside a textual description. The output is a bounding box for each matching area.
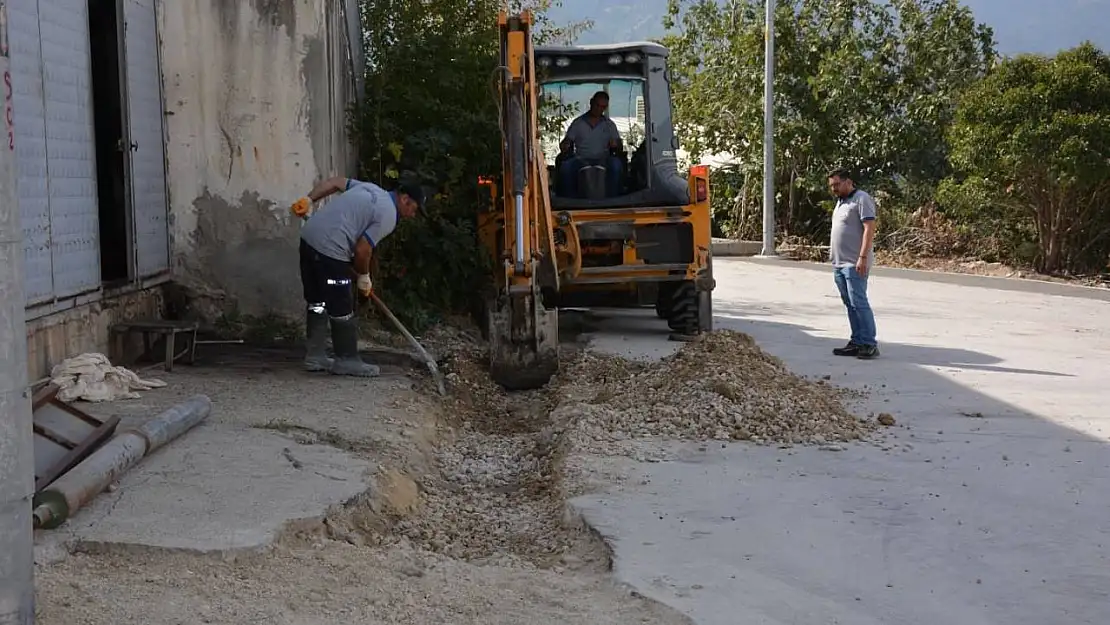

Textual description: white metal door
[7,0,54,305]
[37,0,102,298]
[121,0,169,277]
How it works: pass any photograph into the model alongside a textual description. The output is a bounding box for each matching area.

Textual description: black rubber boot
[328,315,380,377]
[303,310,333,372]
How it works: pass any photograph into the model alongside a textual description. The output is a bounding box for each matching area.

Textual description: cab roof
[535,41,669,58]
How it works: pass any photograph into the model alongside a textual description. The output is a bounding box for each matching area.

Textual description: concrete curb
[722,256,1110,302]
[710,239,763,257]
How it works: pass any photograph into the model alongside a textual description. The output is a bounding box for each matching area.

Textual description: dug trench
[34,315,887,624]
[315,315,884,589]
[320,335,614,573]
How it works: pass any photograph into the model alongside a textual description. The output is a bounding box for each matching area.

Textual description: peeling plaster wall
[159,0,358,320]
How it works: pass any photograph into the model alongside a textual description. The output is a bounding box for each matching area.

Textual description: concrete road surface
[571,258,1110,625]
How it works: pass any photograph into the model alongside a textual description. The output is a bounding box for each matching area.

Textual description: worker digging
[291,175,425,377]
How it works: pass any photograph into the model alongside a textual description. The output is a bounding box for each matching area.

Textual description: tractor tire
[666,281,699,336]
[655,283,678,319]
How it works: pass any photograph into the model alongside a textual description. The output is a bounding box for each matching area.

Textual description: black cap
[396,176,427,211]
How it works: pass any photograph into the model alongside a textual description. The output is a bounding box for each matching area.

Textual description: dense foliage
[661,0,1109,276]
[939,43,1110,274]
[348,0,1108,333]
[661,0,995,242]
[350,0,588,330]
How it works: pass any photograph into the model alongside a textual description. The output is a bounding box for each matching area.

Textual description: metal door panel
[7,1,54,304]
[38,0,101,297]
[122,0,169,277]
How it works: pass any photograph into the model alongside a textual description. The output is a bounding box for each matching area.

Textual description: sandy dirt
[32,321,883,625]
[36,542,684,625]
[31,339,692,625]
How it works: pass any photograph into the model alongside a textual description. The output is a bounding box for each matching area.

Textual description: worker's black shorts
[299,239,355,318]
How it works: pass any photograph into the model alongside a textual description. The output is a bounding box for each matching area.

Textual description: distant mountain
[548,0,1110,55]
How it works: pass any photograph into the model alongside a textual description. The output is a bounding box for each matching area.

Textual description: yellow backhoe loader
[479,10,714,390]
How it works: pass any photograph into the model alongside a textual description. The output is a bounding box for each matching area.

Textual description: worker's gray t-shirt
[300,179,398,262]
[564,113,622,161]
[829,189,877,268]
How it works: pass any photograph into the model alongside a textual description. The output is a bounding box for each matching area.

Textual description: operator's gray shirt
[300,179,398,262]
[564,113,622,161]
[829,188,877,268]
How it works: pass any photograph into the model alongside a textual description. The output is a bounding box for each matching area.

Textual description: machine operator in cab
[290,176,424,377]
[558,90,625,198]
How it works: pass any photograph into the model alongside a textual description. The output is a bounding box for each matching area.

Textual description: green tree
[939,42,1110,274]
[661,0,994,242]
[350,0,589,331]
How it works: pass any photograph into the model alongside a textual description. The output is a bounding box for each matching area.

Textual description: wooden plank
[31,390,121,493]
[112,319,199,333]
[34,415,121,493]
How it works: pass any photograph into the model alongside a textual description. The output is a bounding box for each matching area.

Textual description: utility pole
[0,0,37,621]
[759,0,777,257]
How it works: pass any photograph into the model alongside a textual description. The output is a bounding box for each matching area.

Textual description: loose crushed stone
[330,326,876,569]
[35,322,874,625]
[559,329,878,450]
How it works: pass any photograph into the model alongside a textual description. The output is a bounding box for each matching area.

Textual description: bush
[348,0,589,332]
[941,42,1110,275]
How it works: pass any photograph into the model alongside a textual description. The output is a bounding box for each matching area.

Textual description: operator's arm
[307,176,350,202]
[607,119,624,151]
[560,118,579,153]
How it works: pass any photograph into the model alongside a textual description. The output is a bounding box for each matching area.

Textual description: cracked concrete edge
[560,498,615,573]
[562,495,698,625]
[32,481,382,567]
[554,396,697,625]
[30,435,386,567]
[33,529,281,566]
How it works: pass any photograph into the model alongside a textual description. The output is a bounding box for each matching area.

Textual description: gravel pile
[559,329,876,448]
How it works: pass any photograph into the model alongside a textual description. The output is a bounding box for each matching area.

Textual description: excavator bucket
[487,292,559,391]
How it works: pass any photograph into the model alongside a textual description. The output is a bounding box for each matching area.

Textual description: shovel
[367,291,448,397]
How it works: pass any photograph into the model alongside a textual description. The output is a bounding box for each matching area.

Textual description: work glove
[357,274,373,298]
[291,197,312,218]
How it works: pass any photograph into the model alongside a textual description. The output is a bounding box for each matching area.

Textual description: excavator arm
[485,10,561,390]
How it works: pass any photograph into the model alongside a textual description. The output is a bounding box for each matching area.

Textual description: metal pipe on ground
[31,395,212,530]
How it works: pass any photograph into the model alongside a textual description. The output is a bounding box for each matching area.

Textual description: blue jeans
[834,266,877,346]
[558,156,623,197]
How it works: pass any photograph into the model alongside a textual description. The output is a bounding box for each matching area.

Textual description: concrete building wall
[25,288,164,382]
[159,0,359,320]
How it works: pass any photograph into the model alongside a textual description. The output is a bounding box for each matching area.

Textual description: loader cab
[535,42,690,210]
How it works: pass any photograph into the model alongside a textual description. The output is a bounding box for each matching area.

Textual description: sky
[548,0,1110,56]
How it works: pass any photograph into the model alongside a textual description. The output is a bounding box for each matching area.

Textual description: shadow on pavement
[572,302,1109,625]
[750,256,1110,302]
[715,307,1072,378]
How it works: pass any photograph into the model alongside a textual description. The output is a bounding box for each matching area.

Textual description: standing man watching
[291,176,424,376]
[827,168,879,360]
